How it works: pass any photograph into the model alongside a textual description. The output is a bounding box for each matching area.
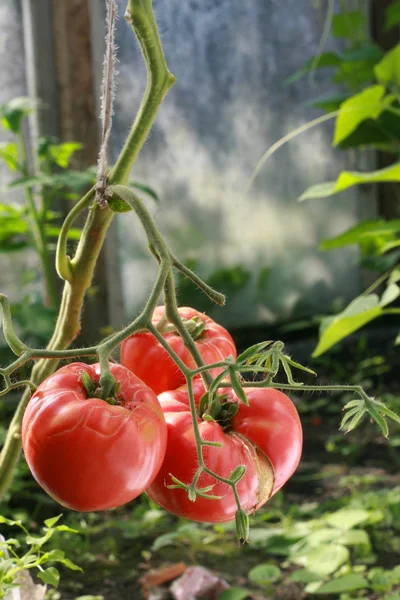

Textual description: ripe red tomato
[22,362,167,512]
[121,306,237,395]
[146,380,302,522]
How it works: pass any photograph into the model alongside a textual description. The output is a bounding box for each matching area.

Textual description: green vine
[1,0,399,544]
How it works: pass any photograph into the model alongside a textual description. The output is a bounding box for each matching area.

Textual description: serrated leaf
[37,566,60,587]
[300,162,400,201]
[317,574,368,594]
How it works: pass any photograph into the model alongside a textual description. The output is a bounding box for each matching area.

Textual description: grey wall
[0,0,33,300]
[109,0,375,328]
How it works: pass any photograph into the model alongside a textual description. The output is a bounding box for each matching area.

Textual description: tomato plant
[22,362,167,511]
[146,379,302,522]
[121,306,237,394]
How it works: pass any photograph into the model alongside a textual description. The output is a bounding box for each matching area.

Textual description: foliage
[0,514,81,598]
[288,1,400,356]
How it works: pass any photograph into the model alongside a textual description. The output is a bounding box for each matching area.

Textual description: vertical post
[20,0,125,341]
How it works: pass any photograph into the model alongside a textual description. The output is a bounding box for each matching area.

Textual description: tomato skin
[22,362,167,512]
[146,380,302,523]
[120,306,237,394]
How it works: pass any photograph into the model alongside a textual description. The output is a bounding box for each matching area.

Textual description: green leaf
[0,97,36,133]
[299,162,400,201]
[325,508,370,530]
[298,544,349,576]
[0,142,18,171]
[332,11,366,39]
[49,141,82,168]
[248,564,281,584]
[26,530,54,547]
[340,529,370,546]
[37,567,60,587]
[60,557,83,571]
[44,515,63,529]
[283,52,342,85]
[130,180,159,202]
[219,589,250,600]
[333,85,387,146]
[289,570,323,583]
[342,44,384,64]
[375,44,400,88]
[385,1,400,30]
[380,282,400,307]
[320,220,400,251]
[310,92,351,112]
[316,574,369,594]
[312,295,383,357]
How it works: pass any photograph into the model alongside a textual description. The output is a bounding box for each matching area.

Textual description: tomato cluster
[22,306,302,523]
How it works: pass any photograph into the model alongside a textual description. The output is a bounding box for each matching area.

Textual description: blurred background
[1,1,400,599]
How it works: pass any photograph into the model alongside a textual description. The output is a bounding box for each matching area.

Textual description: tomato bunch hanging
[22,306,302,526]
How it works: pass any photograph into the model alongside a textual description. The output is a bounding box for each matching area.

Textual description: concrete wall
[109,0,376,328]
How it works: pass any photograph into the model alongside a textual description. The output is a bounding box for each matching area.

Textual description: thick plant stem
[0,0,175,500]
[110,0,175,184]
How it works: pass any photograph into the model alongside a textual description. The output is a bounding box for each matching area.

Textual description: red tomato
[146,380,302,523]
[121,306,237,394]
[22,362,167,512]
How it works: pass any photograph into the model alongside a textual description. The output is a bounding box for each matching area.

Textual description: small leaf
[130,180,159,201]
[44,515,63,529]
[37,567,60,587]
[366,403,389,438]
[0,97,37,132]
[230,372,249,406]
[300,163,400,201]
[248,564,281,584]
[219,589,250,600]
[316,574,368,594]
[61,557,83,571]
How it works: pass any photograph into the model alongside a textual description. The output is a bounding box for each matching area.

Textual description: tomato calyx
[80,370,122,406]
[199,392,239,430]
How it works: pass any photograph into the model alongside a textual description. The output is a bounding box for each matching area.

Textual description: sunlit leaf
[375,44,400,88]
[320,220,400,251]
[299,162,400,201]
[37,567,60,587]
[333,85,387,146]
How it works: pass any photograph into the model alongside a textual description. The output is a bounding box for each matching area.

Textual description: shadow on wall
[112,0,366,328]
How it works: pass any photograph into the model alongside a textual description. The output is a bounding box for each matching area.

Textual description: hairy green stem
[0,0,175,500]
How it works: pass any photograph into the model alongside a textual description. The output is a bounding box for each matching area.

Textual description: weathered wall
[0,0,31,299]
[112,1,375,327]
